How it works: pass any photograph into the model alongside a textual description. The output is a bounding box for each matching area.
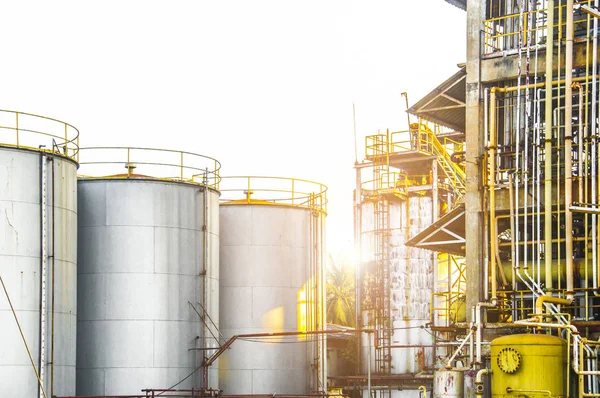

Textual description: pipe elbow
[475,369,491,395]
[535,296,572,319]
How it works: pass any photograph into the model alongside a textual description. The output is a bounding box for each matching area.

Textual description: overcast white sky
[0,1,466,255]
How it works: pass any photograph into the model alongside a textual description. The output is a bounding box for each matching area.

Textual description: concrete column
[465,0,486,322]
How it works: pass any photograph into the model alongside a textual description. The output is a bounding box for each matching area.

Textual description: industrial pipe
[446,326,476,368]
[368,330,371,398]
[565,0,575,305]
[591,0,600,297]
[476,88,500,365]
[418,385,427,398]
[545,0,555,293]
[535,296,572,320]
[475,368,490,395]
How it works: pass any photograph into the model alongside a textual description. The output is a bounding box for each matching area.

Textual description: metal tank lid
[77,146,221,190]
[0,109,80,161]
[492,333,567,346]
[219,175,328,214]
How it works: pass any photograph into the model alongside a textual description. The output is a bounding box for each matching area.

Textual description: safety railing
[430,292,466,327]
[483,1,590,55]
[360,171,413,196]
[365,134,389,158]
[77,147,221,189]
[219,176,327,214]
[0,109,79,160]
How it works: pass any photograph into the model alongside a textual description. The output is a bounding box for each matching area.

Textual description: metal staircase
[419,125,466,199]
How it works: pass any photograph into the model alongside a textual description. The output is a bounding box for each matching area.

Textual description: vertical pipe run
[367,332,372,398]
[201,180,208,389]
[593,0,600,290]
[489,88,498,302]
[50,154,55,398]
[544,0,555,293]
[565,0,575,299]
[39,152,47,398]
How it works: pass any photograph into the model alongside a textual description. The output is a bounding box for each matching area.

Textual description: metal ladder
[372,136,392,398]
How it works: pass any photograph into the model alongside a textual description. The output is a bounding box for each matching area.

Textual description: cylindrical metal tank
[434,369,464,398]
[491,334,567,398]
[218,176,327,395]
[359,195,435,374]
[0,111,79,397]
[76,148,220,395]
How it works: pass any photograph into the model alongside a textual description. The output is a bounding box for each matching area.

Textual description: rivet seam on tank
[497,347,521,374]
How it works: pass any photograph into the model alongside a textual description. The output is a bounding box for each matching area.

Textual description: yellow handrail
[219,176,328,214]
[77,147,221,189]
[0,109,79,160]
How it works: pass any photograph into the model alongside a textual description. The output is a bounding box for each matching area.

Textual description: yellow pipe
[489,87,498,301]
[494,74,597,93]
[475,368,490,395]
[535,296,572,319]
[418,385,427,398]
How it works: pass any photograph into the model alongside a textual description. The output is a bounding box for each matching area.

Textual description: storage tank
[359,195,435,374]
[218,176,327,394]
[76,147,220,395]
[433,369,464,398]
[490,334,567,398]
[0,111,79,397]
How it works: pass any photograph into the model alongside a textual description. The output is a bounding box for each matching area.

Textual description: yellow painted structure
[491,334,566,398]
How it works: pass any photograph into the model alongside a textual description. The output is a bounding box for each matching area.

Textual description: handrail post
[180,151,184,181]
[64,123,68,157]
[247,177,251,203]
[127,148,132,177]
[292,178,295,206]
[15,112,19,147]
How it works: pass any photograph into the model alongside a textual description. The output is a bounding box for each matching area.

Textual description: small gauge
[497,347,522,374]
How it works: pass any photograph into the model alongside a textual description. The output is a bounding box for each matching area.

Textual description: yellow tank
[491,334,567,398]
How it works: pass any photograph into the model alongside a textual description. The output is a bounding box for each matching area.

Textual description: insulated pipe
[545,0,555,294]
[565,0,575,303]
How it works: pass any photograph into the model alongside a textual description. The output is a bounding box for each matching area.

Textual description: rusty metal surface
[360,196,435,375]
[433,369,464,398]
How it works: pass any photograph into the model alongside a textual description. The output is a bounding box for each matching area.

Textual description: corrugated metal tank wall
[76,179,219,395]
[219,204,325,394]
[360,195,435,375]
[0,148,78,397]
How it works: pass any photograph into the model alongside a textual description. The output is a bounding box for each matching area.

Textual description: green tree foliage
[326,257,356,327]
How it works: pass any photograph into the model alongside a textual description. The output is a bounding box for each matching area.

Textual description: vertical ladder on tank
[372,132,392,398]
